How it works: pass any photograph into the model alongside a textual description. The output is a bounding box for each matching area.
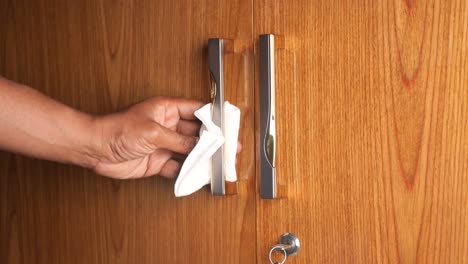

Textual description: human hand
[91,97,206,179]
[0,78,241,177]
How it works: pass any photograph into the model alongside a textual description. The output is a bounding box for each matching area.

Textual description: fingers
[168,98,205,120]
[150,124,197,154]
[143,150,182,178]
[152,142,242,178]
[143,97,203,121]
[176,120,201,136]
[158,159,182,178]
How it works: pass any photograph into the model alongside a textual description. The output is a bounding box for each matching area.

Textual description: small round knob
[269,233,300,263]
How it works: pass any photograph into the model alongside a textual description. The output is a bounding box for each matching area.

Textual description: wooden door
[255,0,467,263]
[0,1,256,263]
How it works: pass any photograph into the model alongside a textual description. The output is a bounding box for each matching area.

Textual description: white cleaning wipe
[174,102,240,197]
[223,102,240,182]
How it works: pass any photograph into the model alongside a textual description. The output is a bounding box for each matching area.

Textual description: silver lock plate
[269,233,300,264]
[278,233,300,256]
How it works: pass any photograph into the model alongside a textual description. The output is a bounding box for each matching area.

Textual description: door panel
[0,1,255,263]
[255,0,467,263]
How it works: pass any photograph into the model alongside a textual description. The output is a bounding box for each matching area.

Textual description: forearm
[0,77,100,168]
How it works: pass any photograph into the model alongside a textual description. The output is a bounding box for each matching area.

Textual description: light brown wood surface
[0,0,255,263]
[1,0,467,263]
[256,0,467,263]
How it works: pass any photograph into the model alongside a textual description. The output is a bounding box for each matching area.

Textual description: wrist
[69,112,103,169]
[81,113,121,169]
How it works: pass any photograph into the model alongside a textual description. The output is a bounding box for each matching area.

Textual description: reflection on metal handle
[260,34,277,199]
[208,38,225,196]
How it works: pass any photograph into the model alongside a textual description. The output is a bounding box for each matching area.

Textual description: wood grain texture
[255,0,467,263]
[0,0,255,263]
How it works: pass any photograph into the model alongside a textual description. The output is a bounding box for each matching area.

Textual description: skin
[0,76,240,179]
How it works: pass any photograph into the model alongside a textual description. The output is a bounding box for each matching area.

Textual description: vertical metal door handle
[208,38,225,196]
[259,34,277,199]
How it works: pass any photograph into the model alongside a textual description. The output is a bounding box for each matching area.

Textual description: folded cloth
[174,102,241,197]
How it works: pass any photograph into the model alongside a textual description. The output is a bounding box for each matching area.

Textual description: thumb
[149,123,198,154]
